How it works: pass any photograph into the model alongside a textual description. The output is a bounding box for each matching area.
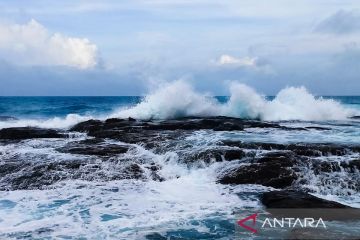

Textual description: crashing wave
[112,81,356,121]
[0,81,358,130]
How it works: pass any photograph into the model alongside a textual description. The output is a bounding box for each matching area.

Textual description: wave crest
[112,81,356,121]
[110,81,219,120]
[0,81,357,130]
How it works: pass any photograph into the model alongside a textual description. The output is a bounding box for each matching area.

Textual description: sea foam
[112,81,356,121]
[0,114,92,130]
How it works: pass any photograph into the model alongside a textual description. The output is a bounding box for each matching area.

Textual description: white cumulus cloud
[0,19,98,69]
[216,54,257,67]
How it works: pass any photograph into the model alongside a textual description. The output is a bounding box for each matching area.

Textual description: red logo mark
[237,213,258,233]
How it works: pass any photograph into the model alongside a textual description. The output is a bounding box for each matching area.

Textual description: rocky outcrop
[57,138,130,156]
[0,127,64,139]
[218,152,299,188]
[0,159,148,190]
[69,117,314,144]
[217,140,360,190]
[1,116,358,194]
[186,148,246,164]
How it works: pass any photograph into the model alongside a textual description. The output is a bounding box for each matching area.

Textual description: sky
[0,0,360,96]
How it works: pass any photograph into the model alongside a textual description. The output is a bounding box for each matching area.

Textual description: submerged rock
[0,127,64,139]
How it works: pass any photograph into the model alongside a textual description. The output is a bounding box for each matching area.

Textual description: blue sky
[0,0,360,95]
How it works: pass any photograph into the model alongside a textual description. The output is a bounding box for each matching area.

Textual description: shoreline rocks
[218,152,299,188]
[0,127,64,139]
[0,116,359,199]
[57,139,130,156]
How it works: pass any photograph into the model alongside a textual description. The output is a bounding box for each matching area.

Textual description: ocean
[0,83,360,239]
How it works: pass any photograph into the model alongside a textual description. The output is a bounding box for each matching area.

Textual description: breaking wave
[0,81,358,130]
[0,114,92,130]
[112,81,356,121]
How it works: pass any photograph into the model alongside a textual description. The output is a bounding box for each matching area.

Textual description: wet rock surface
[69,117,310,144]
[218,152,299,188]
[217,140,360,191]
[0,127,64,139]
[57,138,130,156]
[0,158,150,190]
[0,117,359,199]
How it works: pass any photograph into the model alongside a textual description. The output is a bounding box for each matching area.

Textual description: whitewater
[0,81,358,130]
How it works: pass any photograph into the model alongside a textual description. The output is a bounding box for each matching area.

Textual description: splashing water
[0,81,358,130]
[112,81,356,121]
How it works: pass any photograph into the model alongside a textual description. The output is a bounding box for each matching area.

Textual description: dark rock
[1,162,72,190]
[218,152,298,188]
[0,127,63,139]
[103,119,135,130]
[68,117,320,149]
[122,164,143,179]
[0,162,31,178]
[192,150,223,163]
[70,117,318,137]
[143,118,242,131]
[261,190,350,208]
[312,161,342,174]
[57,140,129,156]
[223,149,246,161]
[69,120,103,132]
[105,118,125,124]
[340,159,360,173]
[305,126,332,131]
[242,121,306,131]
[221,141,354,157]
[0,160,147,190]
[90,129,123,139]
[218,164,296,188]
[192,149,246,163]
[213,121,244,131]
